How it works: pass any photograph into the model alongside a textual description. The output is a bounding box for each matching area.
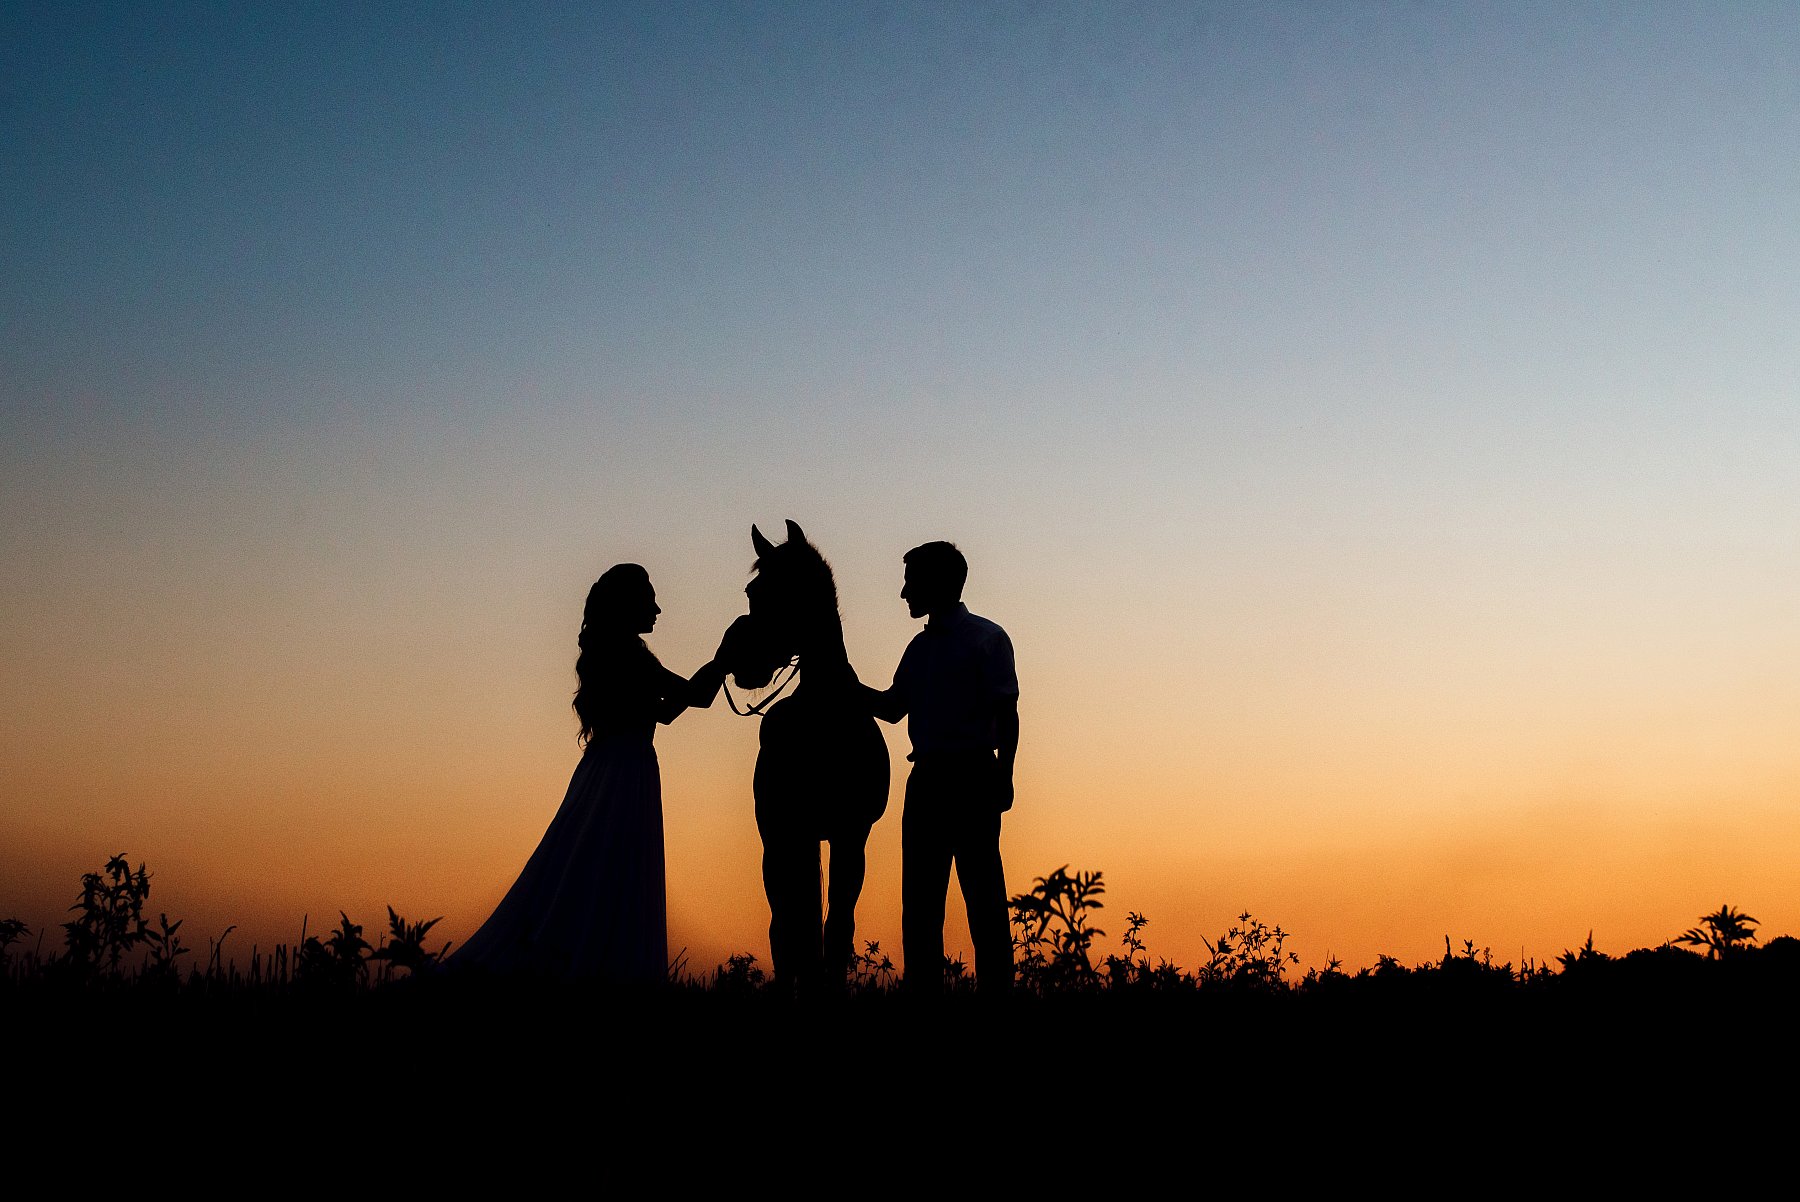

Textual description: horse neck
[794,608,849,679]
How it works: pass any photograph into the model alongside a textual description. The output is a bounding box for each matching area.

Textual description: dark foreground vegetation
[7,854,1793,1001]
[7,854,1799,1156]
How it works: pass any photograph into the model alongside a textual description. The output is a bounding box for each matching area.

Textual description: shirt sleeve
[891,637,916,705]
[984,626,1019,699]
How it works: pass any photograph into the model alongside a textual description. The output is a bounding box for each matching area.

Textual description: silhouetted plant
[141,912,189,980]
[1120,911,1147,960]
[1675,905,1759,959]
[1198,912,1298,993]
[1764,934,1800,959]
[712,952,766,995]
[15,852,1800,1011]
[369,907,450,980]
[850,940,897,992]
[1551,931,1612,986]
[62,853,152,974]
[207,925,237,982]
[1558,931,1606,970]
[1101,910,1148,986]
[1101,911,1187,991]
[1010,865,1107,992]
[942,954,974,993]
[1431,937,1515,990]
[0,917,28,983]
[1300,953,1349,992]
[295,912,370,988]
[1515,956,1555,985]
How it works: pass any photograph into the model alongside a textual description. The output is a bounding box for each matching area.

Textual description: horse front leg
[760,821,822,996]
[822,822,873,988]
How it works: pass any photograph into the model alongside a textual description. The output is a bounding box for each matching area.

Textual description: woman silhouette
[452,564,740,981]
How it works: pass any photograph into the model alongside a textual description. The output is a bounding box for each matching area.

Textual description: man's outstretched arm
[859,681,907,724]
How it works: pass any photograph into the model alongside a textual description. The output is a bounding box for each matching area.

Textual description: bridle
[721,656,801,717]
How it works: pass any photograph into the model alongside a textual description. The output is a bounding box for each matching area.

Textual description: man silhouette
[863,541,1017,995]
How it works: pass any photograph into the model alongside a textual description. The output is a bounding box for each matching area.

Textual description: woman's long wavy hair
[573,563,651,747]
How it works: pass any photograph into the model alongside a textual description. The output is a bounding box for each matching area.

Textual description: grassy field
[7,852,1797,1168]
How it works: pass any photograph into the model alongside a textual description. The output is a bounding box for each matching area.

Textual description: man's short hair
[904,540,968,596]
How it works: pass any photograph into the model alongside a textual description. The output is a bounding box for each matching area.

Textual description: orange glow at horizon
[6,579,1798,980]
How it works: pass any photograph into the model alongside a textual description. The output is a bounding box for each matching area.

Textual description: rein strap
[722,658,801,717]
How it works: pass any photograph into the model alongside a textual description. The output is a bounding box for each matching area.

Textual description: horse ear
[751,524,776,558]
[784,519,806,545]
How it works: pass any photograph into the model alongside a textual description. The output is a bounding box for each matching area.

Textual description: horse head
[733,519,840,687]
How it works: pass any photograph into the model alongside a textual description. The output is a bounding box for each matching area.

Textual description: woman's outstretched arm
[650,616,754,724]
[651,659,727,724]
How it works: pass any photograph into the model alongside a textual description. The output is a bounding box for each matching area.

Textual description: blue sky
[12,2,1796,435]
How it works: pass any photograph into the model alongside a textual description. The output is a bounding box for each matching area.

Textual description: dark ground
[10,962,1795,1185]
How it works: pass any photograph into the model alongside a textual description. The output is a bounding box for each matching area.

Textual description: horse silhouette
[734,520,890,993]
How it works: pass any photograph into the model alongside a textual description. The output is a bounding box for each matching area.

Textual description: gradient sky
[5,2,1798,975]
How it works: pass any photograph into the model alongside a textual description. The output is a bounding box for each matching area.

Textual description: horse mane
[752,536,841,622]
[750,532,850,682]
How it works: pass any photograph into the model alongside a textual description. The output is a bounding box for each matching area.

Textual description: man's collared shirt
[891,602,1018,757]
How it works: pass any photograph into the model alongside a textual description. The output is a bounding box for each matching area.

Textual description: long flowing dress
[452,642,671,982]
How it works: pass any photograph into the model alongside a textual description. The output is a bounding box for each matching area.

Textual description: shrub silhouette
[369,907,451,980]
[1103,912,1189,992]
[141,912,189,981]
[712,951,766,996]
[295,913,371,989]
[62,853,151,974]
[1198,911,1299,993]
[1010,865,1107,993]
[1299,953,1350,993]
[1675,904,1759,959]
